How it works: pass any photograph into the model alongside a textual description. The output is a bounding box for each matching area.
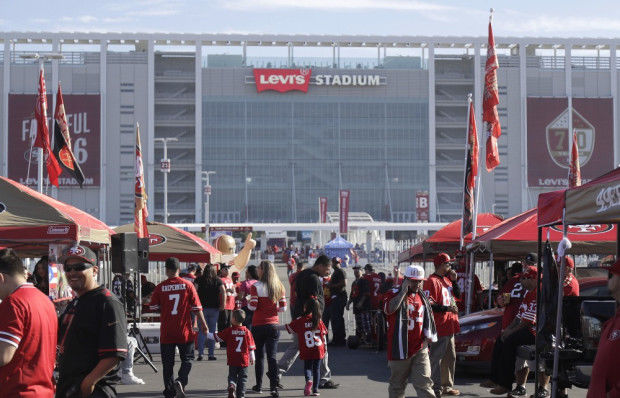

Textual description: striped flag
[483,13,502,172]
[462,100,478,238]
[134,123,149,238]
[53,83,85,187]
[33,66,62,187]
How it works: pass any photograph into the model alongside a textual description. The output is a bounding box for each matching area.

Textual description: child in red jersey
[208,309,256,398]
[279,297,327,396]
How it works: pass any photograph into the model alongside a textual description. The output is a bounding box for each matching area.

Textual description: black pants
[56,378,117,398]
[329,294,347,344]
[219,309,232,332]
[252,324,280,390]
[494,328,535,390]
[228,366,249,397]
[241,306,254,328]
[161,342,194,398]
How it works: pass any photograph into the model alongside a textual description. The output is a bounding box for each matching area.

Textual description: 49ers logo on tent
[148,233,166,246]
[546,108,595,169]
[550,224,613,234]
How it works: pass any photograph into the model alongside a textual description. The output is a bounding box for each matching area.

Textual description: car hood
[459,308,503,326]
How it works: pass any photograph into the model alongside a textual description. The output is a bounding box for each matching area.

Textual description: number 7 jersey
[285,314,328,360]
[149,276,202,344]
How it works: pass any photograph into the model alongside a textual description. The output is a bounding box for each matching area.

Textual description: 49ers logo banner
[527,98,613,188]
[8,94,100,187]
[253,69,311,93]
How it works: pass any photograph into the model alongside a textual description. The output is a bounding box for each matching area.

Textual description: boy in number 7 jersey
[207,309,256,398]
[278,297,327,396]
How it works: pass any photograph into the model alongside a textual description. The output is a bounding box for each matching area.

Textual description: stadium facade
[0,33,618,226]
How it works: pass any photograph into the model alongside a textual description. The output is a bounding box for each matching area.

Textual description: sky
[2,0,620,38]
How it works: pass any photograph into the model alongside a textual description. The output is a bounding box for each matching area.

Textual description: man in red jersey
[488,266,538,396]
[288,261,304,318]
[384,265,437,398]
[219,264,237,334]
[587,259,620,397]
[57,245,128,398]
[454,254,483,313]
[150,257,208,398]
[561,256,579,297]
[424,253,461,397]
[0,249,57,397]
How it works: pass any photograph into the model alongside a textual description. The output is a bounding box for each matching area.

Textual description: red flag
[34,67,62,187]
[483,18,502,171]
[53,83,85,187]
[134,123,149,238]
[319,197,328,223]
[462,101,478,238]
[568,130,581,188]
[339,190,350,234]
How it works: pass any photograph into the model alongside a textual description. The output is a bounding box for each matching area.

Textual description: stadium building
[0,33,618,226]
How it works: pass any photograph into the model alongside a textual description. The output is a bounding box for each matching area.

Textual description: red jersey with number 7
[363,273,384,310]
[214,325,256,367]
[149,276,202,344]
[286,314,327,360]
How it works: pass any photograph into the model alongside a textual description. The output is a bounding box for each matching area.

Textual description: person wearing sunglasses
[56,245,128,398]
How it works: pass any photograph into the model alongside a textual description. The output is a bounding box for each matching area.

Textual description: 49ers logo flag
[53,83,85,187]
[134,123,149,238]
[568,130,581,187]
[33,67,62,187]
[483,13,502,172]
[462,101,478,238]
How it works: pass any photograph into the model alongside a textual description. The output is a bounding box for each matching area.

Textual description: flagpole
[460,93,473,250]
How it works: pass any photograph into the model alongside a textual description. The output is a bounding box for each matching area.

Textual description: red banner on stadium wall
[8,94,100,187]
[527,98,613,188]
[253,69,312,93]
[339,190,350,234]
[416,191,429,222]
[319,197,328,223]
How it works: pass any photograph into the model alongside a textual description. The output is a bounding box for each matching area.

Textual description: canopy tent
[114,221,221,263]
[398,213,503,263]
[538,167,620,227]
[469,208,617,259]
[323,236,354,264]
[0,176,114,255]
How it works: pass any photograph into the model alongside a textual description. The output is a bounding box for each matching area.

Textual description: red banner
[527,98,613,188]
[8,94,100,187]
[416,191,429,222]
[339,190,350,234]
[319,197,328,223]
[253,69,312,93]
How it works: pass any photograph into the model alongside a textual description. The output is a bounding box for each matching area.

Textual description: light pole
[154,137,178,223]
[202,171,216,241]
[20,53,63,193]
[245,176,252,222]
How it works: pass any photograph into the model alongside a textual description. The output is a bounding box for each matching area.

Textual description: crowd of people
[0,245,618,398]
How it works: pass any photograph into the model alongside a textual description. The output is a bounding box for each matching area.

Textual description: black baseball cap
[61,245,98,266]
[352,265,362,270]
[364,264,374,271]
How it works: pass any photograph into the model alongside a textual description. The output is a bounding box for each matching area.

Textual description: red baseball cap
[604,259,620,276]
[521,265,538,279]
[434,253,451,267]
[563,256,574,269]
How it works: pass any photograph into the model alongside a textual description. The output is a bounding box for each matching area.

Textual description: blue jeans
[228,366,249,397]
[304,359,321,393]
[161,342,194,398]
[197,307,220,356]
[252,324,280,390]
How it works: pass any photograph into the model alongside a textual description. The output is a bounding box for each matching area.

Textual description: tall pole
[37,58,44,193]
[202,171,216,241]
[155,137,177,223]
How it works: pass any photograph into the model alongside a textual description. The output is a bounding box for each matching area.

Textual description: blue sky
[3,0,620,38]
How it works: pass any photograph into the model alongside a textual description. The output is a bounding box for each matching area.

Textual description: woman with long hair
[239,265,259,326]
[32,256,49,295]
[196,263,226,361]
[247,261,287,397]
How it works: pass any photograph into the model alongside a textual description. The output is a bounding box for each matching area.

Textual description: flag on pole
[462,100,478,239]
[319,197,328,223]
[339,190,350,235]
[53,83,85,187]
[33,67,62,187]
[483,11,502,172]
[568,130,581,188]
[134,123,149,238]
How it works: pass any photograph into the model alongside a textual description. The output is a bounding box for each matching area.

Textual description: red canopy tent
[398,213,503,262]
[0,176,114,255]
[114,221,221,263]
[469,208,617,259]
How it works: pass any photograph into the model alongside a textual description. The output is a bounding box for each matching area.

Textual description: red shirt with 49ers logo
[285,314,327,360]
[383,288,426,360]
[423,274,460,336]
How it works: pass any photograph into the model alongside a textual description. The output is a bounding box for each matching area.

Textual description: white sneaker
[121,372,145,385]
[215,342,221,349]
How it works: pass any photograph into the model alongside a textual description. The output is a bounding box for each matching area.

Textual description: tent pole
[617,223,619,256]
[488,251,494,309]
[534,226,542,395]
[551,216,568,398]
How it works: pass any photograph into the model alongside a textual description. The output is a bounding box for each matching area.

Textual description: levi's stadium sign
[252,68,384,93]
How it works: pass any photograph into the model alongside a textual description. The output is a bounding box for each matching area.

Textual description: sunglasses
[64,263,93,272]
